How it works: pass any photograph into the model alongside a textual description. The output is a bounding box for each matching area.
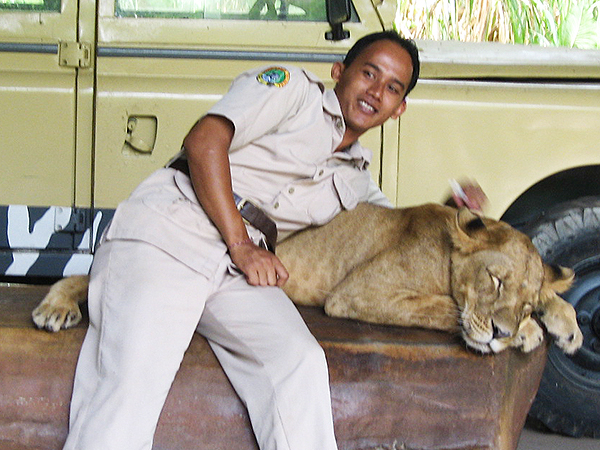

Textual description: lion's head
[449,208,577,354]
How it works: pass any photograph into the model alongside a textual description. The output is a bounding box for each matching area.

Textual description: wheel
[521,197,600,438]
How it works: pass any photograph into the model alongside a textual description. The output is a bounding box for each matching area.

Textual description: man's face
[332,39,413,141]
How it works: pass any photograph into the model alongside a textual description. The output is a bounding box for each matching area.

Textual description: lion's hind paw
[31,275,88,332]
[32,301,82,332]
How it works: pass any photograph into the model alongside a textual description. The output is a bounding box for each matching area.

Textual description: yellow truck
[1,0,599,440]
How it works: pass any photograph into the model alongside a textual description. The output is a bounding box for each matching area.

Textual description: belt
[167,156,278,252]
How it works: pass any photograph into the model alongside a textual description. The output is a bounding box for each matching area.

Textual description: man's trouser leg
[198,275,339,450]
[63,239,338,450]
[63,239,212,450]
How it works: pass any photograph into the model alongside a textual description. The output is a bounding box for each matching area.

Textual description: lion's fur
[33,203,583,354]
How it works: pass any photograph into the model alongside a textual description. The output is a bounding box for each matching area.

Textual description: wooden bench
[0,284,547,450]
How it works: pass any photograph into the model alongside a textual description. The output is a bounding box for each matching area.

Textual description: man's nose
[366,80,384,99]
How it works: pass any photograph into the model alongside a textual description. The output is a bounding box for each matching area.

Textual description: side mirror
[325,0,350,41]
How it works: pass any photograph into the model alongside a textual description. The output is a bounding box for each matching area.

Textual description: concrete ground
[517,426,600,450]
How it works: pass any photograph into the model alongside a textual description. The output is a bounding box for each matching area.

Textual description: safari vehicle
[1,0,599,440]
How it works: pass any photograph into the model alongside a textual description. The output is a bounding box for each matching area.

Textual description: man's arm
[182,114,288,287]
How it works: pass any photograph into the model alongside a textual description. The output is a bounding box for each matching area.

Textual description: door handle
[125,116,157,154]
[125,134,153,153]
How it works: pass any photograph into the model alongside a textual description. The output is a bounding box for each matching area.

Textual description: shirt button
[318,169,324,176]
[288,187,295,194]
[335,118,343,130]
[274,202,280,209]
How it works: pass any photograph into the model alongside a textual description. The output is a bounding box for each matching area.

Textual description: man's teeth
[359,100,375,113]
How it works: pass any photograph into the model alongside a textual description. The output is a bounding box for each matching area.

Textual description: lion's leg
[317,248,459,331]
[325,289,459,331]
[32,274,90,332]
[323,259,459,332]
[537,293,583,354]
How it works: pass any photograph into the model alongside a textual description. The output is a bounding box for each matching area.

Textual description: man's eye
[388,85,399,94]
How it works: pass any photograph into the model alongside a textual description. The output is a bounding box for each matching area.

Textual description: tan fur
[32,274,89,332]
[32,203,583,354]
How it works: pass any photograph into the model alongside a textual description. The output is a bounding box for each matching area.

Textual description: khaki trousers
[62,238,338,450]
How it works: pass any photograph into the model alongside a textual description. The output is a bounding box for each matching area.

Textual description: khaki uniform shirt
[209,65,391,239]
[103,65,391,279]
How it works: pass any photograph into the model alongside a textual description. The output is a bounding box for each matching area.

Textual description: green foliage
[396,0,600,49]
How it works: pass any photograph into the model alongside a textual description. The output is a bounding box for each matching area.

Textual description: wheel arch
[500,165,600,229]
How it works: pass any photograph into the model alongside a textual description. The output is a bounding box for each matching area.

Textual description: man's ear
[331,61,345,82]
[391,99,407,119]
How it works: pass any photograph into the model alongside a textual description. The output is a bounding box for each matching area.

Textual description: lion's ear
[542,263,574,295]
[451,208,486,252]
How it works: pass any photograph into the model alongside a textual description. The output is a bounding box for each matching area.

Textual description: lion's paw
[511,317,544,353]
[550,321,583,355]
[32,299,82,332]
[538,296,583,355]
[32,275,88,332]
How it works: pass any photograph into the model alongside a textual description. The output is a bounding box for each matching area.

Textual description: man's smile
[358,99,377,114]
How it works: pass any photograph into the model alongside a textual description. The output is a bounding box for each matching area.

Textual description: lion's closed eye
[487,269,504,297]
[492,274,502,293]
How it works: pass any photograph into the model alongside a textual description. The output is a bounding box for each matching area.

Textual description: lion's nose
[492,322,512,339]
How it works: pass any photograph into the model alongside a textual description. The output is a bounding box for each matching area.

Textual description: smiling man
[333,37,417,147]
[62,31,420,450]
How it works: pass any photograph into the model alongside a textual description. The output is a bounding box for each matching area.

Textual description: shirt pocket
[305,179,344,225]
[332,171,361,210]
[306,172,361,225]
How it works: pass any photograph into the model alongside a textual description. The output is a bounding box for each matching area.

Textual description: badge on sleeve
[257,67,290,88]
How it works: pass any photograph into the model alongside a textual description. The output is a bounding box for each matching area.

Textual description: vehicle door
[92,0,391,207]
[0,0,98,276]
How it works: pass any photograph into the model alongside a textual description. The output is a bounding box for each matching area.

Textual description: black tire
[521,197,600,438]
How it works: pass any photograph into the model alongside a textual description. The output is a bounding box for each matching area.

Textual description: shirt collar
[322,88,371,170]
[335,141,372,170]
[323,88,342,118]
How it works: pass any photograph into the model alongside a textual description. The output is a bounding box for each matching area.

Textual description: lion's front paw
[511,317,544,353]
[549,320,583,355]
[539,296,583,355]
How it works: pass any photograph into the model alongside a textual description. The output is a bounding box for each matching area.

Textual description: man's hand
[448,179,488,212]
[183,115,287,289]
[229,242,289,287]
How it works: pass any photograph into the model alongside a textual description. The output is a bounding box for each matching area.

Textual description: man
[62,31,420,450]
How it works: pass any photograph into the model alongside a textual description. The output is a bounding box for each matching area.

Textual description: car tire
[520,196,600,438]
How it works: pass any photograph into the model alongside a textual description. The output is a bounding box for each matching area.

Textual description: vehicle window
[115,0,327,21]
[396,0,600,50]
[0,0,59,12]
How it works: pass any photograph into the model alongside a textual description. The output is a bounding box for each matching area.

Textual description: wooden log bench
[0,284,547,450]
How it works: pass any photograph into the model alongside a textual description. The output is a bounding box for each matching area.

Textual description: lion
[32,203,583,355]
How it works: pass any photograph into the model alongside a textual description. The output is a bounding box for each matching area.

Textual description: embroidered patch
[257,67,290,88]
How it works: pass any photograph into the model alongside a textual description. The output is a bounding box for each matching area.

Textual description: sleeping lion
[33,203,583,355]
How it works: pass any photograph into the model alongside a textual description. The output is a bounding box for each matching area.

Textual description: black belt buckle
[235,197,251,215]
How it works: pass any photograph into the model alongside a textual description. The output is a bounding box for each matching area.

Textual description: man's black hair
[343,31,420,96]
